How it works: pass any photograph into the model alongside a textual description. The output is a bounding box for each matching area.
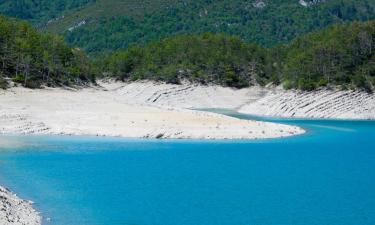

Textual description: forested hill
[0,15,373,93]
[0,0,374,54]
[0,0,95,25]
[0,16,95,89]
[103,20,375,92]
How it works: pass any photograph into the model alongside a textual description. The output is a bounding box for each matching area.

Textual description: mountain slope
[0,0,95,25]
[103,20,375,92]
[1,0,374,53]
[282,20,375,92]
[0,16,95,89]
[51,0,375,53]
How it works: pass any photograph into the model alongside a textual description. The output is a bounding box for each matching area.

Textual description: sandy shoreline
[0,82,307,225]
[1,81,374,225]
[0,82,304,140]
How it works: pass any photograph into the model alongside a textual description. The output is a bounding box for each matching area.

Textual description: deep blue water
[0,111,375,225]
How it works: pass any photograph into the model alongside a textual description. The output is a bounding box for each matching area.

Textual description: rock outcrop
[0,187,41,225]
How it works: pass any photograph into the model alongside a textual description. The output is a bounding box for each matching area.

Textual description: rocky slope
[111,81,375,120]
[239,88,375,119]
[0,187,41,225]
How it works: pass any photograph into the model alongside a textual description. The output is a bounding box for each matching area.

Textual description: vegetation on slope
[0,16,95,89]
[48,0,374,53]
[0,0,95,25]
[0,12,373,92]
[1,0,374,54]
[103,20,375,92]
[103,33,269,88]
[282,20,375,92]
[42,0,180,33]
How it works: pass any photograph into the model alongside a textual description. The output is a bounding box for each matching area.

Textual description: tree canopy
[1,0,374,54]
[282,20,375,92]
[103,33,269,88]
[0,16,96,89]
[103,20,375,92]
[0,14,373,92]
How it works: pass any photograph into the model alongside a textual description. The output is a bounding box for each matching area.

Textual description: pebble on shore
[0,186,41,225]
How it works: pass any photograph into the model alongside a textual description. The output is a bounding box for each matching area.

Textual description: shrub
[12,75,25,83]
[0,76,8,89]
[24,79,41,89]
[317,78,328,87]
[282,80,294,90]
[352,75,373,93]
[298,78,316,91]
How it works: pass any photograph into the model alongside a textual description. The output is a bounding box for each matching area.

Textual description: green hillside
[282,20,375,92]
[43,0,180,33]
[0,0,95,25]
[103,20,375,92]
[102,33,268,88]
[1,0,374,54]
[0,3,373,92]
[0,16,95,89]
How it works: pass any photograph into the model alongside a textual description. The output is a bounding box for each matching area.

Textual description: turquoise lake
[0,111,375,225]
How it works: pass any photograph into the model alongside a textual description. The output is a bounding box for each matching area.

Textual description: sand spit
[0,83,304,140]
[0,82,306,225]
[0,187,41,225]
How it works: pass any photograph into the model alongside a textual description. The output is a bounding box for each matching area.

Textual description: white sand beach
[0,82,304,140]
[0,81,308,225]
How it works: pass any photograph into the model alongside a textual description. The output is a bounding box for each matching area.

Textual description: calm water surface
[0,111,374,225]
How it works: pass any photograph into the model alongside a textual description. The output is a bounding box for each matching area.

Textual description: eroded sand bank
[110,81,375,120]
[0,82,304,140]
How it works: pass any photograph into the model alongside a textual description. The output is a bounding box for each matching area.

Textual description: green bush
[24,79,41,89]
[317,78,328,87]
[12,75,25,83]
[0,76,8,89]
[352,75,373,93]
[269,74,281,86]
[282,80,294,90]
[298,78,316,91]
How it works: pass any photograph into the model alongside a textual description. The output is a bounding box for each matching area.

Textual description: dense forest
[0,0,95,24]
[0,16,96,89]
[66,0,375,53]
[282,21,375,92]
[0,0,374,54]
[103,20,375,92]
[0,13,373,92]
[102,34,268,88]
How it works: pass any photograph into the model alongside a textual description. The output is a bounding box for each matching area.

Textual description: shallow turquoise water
[0,112,375,225]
